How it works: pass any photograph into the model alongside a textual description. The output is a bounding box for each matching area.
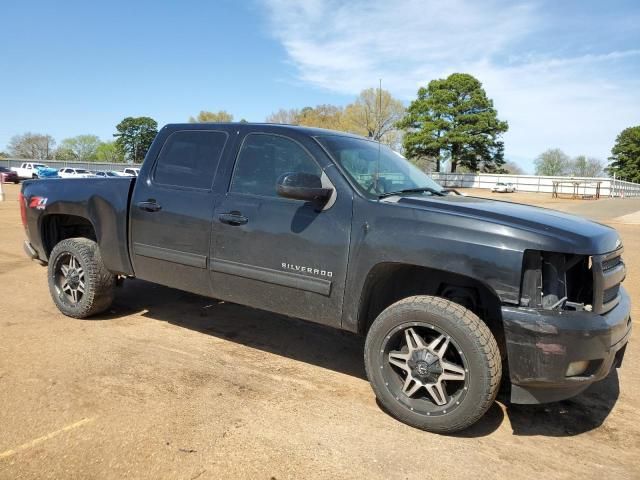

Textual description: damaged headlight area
[520,250,594,311]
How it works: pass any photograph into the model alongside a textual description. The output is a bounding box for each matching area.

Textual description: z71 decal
[29,196,48,210]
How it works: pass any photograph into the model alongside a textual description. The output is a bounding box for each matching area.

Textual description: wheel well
[41,214,96,257]
[357,263,505,353]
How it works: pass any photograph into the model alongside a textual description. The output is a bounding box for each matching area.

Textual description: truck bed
[21,177,136,275]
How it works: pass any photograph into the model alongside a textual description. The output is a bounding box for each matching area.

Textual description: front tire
[364,296,501,433]
[48,238,115,318]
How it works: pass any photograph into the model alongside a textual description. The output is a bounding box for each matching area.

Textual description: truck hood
[384,194,620,254]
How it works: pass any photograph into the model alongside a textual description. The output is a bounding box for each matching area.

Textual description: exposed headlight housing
[520,251,593,311]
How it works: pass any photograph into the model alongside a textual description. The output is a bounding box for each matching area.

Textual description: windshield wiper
[378,187,446,199]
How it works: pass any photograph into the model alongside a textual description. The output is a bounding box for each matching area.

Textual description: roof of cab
[161,122,366,139]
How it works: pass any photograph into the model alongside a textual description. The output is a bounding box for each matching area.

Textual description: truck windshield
[315,135,443,198]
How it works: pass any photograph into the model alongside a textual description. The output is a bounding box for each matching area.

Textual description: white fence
[429,172,640,198]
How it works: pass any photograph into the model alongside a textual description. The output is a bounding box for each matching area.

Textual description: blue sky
[1,0,638,172]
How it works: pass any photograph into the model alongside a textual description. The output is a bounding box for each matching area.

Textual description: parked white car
[491,182,516,193]
[94,170,127,178]
[58,168,95,178]
[122,167,140,177]
[11,162,49,179]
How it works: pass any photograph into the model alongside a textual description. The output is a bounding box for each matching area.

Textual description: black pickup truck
[20,123,631,432]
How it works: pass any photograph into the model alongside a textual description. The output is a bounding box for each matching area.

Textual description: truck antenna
[376,78,382,192]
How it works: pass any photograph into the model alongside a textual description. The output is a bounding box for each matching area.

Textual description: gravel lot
[0,183,638,479]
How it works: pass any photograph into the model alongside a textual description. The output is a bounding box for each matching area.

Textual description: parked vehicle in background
[123,167,140,177]
[0,166,20,183]
[58,168,94,178]
[491,182,516,193]
[94,170,124,178]
[19,123,631,433]
[11,162,50,179]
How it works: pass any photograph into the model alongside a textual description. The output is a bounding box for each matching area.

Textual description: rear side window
[230,133,320,197]
[154,130,227,189]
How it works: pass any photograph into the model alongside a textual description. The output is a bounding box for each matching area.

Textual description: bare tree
[189,110,233,122]
[502,160,525,174]
[534,149,570,176]
[8,133,56,159]
[266,108,300,124]
[569,155,604,177]
[343,88,405,142]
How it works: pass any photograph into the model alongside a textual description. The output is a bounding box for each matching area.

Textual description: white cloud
[263,0,640,167]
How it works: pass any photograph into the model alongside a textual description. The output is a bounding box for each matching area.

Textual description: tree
[398,73,508,173]
[343,88,405,143]
[8,133,56,160]
[569,155,603,177]
[114,117,158,163]
[534,149,570,176]
[55,134,102,161]
[0,152,7,159]
[189,110,233,123]
[95,141,125,162]
[266,108,300,124]
[502,160,525,175]
[296,105,345,131]
[607,126,640,182]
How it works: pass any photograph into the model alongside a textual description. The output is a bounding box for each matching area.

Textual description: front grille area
[592,247,625,314]
[602,255,622,272]
[603,284,620,305]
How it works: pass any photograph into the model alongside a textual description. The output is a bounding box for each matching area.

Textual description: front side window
[154,130,227,189]
[315,135,443,198]
[230,134,321,197]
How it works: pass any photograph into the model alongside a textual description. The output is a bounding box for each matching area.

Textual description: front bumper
[502,286,631,404]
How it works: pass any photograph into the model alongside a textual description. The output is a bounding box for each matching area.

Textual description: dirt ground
[0,183,639,480]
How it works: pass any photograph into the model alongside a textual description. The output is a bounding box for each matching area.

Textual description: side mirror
[276,172,333,209]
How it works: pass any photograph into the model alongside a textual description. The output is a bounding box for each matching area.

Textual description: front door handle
[219,212,248,226]
[137,200,162,212]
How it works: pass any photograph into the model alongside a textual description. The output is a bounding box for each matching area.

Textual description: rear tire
[364,295,501,433]
[48,238,115,318]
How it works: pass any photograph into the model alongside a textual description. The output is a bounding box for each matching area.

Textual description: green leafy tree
[0,151,8,159]
[570,155,603,177]
[8,133,56,160]
[189,110,233,122]
[95,141,125,162]
[114,117,158,162]
[398,73,508,172]
[55,134,102,161]
[607,126,640,182]
[534,149,570,176]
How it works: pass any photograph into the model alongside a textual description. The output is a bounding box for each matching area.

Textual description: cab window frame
[151,129,229,192]
[228,132,323,200]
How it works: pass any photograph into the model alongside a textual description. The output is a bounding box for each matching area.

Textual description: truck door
[210,131,353,327]
[129,129,230,296]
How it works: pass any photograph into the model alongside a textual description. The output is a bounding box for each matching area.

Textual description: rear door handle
[219,212,248,226]
[137,200,162,212]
